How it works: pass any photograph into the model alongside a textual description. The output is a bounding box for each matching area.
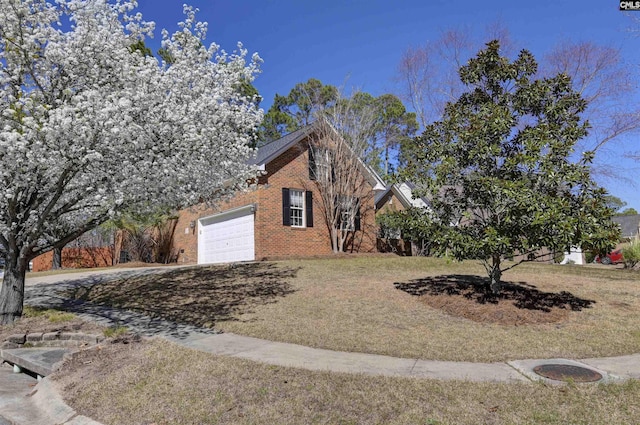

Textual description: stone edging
[2,332,104,349]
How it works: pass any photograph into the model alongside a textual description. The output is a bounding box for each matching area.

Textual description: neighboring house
[375,182,430,214]
[375,182,431,256]
[613,214,640,242]
[172,124,386,265]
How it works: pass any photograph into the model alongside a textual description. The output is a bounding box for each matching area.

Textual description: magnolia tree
[402,41,619,294]
[0,0,262,324]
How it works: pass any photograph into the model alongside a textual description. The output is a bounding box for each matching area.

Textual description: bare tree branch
[309,89,380,253]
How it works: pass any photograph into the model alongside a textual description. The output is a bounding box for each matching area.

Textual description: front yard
[7,256,640,424]
[65,255,640,362]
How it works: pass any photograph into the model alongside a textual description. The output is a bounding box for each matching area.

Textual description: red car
[596,249,624,265]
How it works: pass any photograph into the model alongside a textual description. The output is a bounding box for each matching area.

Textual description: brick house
[172,125,387,265]
[375,182,430,255]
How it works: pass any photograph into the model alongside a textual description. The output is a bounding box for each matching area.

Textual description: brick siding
[172,136,378,264]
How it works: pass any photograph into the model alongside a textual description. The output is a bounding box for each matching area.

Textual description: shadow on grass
[58,262,298,330]
[394,274,595,312]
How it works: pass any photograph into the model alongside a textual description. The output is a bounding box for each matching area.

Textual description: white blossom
[0,0,262,264]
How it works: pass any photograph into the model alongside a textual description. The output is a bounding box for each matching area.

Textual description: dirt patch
[54,332,143,379]
[418,292,570,325]
[395,274,595,326]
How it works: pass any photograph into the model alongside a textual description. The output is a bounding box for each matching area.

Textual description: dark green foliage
[618,208,639,216]
[377,209,431,243]
[129,40,153,57]
[157,47,175,64]
[371,94,418,177]
[260,79,417,178]
[260,78,339,143]
[377,208,435,255]
[401,40,619,292]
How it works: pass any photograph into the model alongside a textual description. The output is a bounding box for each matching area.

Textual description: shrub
[622,241,640,269]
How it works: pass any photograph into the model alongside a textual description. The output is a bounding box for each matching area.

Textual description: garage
[197,205,255,265]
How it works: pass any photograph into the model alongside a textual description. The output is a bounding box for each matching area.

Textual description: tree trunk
[0,254,28,325]
[52,247,62,270]
[489,256,502,294]
[331,227,341,253]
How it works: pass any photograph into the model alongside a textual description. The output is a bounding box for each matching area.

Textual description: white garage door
[198,205,255,265]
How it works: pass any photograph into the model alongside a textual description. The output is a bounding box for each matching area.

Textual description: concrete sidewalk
[1,266,639,425]
[0,363,100,425]
[170,331,640,383]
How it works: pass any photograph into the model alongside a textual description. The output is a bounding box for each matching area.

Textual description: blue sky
[135,0,640,210]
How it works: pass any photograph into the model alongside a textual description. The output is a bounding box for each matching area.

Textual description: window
[337,196,361,232]
[309,147,332,182]
[282,188,314,228]
[290,189,305,227]
[340,210,354,231]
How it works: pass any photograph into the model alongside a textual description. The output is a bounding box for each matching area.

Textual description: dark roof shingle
[250,125,312,165]
[612,214,640,238]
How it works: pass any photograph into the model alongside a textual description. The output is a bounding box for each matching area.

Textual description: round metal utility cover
[533,364,603,383]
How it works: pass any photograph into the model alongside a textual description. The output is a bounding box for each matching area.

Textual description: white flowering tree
[0,0,263,324]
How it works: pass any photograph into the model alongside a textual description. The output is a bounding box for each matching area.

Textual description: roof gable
[376,182,430,210]
[253,124,386,191]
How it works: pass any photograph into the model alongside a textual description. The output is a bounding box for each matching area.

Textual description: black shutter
[305,191,314,228]
[308,147,316,180]
[354,204,361,231]
[282,188,291,226]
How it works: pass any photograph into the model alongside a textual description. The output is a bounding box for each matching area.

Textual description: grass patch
[103,325,129,338]
[0,307,105,345]
[65,262,297,328]
[23,306,76,323]
[66,256,640,362]
[55,338,640,425]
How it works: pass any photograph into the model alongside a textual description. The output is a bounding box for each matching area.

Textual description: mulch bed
[394,274,594,326]
[419,293,570,326]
